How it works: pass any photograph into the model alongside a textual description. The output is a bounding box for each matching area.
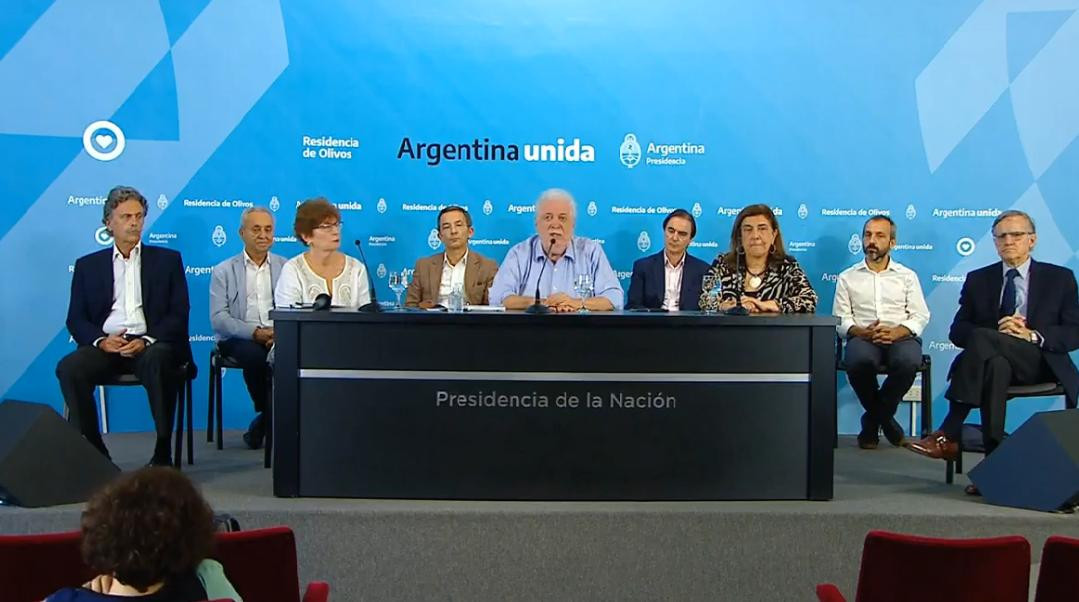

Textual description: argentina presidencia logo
[482,199,493,215]
[906,204,917,220]
[691,202,702,218]
[212,225,227,247]
[637,230,651,252]
[848,233,862,255]
[619,133,641,168]
[427,228,442,250]
[269,196,281,212]
[587,200,598,217]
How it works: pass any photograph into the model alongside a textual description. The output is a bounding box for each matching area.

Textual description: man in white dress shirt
[210,207,286,449]
[833,215,931,449]
[57,186,191,466]
[405,206,498,308]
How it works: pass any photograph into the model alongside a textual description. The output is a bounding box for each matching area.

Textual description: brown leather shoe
[906,431,958,461]
[964,484,981,496]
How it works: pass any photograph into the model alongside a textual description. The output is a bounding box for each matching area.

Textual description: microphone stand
[525,237,556,314]
[725,250,749,316]
[354,239,383,313]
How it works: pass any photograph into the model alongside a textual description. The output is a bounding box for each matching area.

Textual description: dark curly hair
[294,197,341,246]
[80,467,215,592]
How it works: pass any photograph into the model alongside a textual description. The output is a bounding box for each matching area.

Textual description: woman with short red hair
[274,197,372,309]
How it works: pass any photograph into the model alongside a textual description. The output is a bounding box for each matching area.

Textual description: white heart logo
[83,120,126,161]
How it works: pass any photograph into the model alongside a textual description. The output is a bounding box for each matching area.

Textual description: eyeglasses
[315,221,343,231]
[993,231,1031,241]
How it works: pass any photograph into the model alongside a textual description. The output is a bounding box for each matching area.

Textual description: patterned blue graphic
[1,0,1077,435]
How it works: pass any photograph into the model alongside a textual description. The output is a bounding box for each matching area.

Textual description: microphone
[725,250,749,316]
[525,237,555,314]
[354,239,383,313]
[312,293,332,311]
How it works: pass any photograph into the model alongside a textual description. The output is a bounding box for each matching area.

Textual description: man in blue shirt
[489,188,623,311]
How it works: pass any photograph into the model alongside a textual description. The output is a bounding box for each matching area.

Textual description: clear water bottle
[448,282,465,312]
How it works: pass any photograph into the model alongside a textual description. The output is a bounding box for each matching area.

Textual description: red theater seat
[0,526,328,602]
[815,530,1030,602]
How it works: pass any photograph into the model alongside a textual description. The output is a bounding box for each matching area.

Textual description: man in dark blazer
[626,209,710,311]
[56,186,191,466]
[909,210,1079,487]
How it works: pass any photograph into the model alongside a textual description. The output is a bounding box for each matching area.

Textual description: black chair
[207,345,273,467]
[93,362,197,468]
[945,382,1066,483]
[206,345,243,450]
[835,339,933,447]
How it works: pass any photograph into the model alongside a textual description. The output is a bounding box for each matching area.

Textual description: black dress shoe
[964,484,981,496]
[857,413,879,449]
[857,436,879,450]
[248,413,265,436]
[146,455,174,468]
[243,413,266,449]
[242,430,263,450]
[881,418,906,447]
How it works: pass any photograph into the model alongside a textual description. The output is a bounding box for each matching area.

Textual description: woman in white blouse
[274,198,371,309]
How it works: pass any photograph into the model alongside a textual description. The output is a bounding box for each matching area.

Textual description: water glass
[388,271,405,308]
[574,274,594,313]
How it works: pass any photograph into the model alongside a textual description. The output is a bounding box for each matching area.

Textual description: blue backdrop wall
[2,0,1078,435]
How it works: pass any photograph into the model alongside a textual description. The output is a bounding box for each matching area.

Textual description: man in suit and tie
[405,206,498,308]
[909,210,1079,491]
[56,186,191,466]
[210,207,286,449]
[626,209,710,311]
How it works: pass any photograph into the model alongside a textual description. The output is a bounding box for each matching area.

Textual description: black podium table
[270,309,838,501]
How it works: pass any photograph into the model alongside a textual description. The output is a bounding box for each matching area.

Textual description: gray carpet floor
[3,432,1077,601]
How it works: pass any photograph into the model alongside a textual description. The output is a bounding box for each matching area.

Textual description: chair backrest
[0,530,90,602]
[1034,535,1079,602]
[1,527,303,602]
[853,530,1030,602]
[212,526,303,602]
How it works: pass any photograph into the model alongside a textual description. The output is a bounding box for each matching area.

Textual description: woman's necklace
[745,265,766,290]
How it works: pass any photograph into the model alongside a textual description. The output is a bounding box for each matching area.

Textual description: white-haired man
[209,207,286,449]
[489,188,622,312]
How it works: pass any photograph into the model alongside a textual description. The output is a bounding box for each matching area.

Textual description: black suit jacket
[949,259,1079,407]
[66,245,191,363]
[626,251,711,310]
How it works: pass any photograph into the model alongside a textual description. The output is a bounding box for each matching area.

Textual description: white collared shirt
[438,250,468,306]
[244,251,274,328]
[833,257,931,337]
[663,252,685,311]
[102,243,148,337]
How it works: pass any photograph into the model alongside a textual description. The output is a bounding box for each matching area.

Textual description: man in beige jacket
[406,205,498,308]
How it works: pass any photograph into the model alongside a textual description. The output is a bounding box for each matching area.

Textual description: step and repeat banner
[1,0,1077,433]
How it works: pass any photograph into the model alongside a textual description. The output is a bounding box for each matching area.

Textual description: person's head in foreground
[47,467,224,601]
